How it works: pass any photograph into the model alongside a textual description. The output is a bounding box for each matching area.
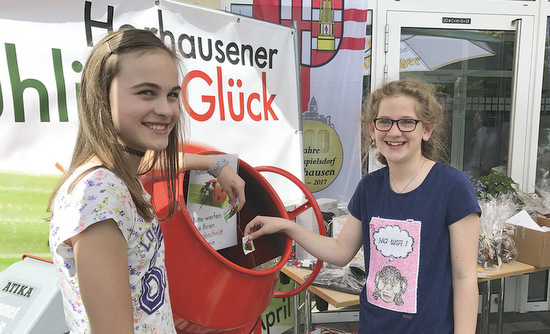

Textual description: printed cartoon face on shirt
[373,265,408,306]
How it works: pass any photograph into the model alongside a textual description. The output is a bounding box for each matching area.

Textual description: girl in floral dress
[48,29,245,333]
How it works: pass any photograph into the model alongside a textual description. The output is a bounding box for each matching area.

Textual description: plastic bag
[304,258,365,295]
[477,193,518,269]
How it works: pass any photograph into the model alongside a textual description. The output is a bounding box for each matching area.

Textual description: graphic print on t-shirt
[367,217,421,314]
[139,221,167,314]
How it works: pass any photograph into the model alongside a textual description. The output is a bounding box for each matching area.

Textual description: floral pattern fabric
[49,164,175,333]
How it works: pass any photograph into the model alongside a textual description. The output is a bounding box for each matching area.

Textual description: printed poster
[367,217,421,314]
[186,154,239,251]
[253,0,368,205]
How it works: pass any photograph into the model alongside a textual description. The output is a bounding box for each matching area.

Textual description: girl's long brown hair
[48,29,185,221]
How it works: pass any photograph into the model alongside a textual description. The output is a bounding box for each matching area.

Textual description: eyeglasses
[373,118,421,132]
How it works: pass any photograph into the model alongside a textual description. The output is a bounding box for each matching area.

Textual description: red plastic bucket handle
[254,166,326,298]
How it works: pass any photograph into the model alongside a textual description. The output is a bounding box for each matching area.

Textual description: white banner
[0,0,302,197]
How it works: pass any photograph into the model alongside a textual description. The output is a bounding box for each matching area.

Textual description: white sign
[0,0,302,201]
[187,154,239,250]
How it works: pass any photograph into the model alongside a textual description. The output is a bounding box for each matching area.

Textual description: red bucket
[143,153,324,333]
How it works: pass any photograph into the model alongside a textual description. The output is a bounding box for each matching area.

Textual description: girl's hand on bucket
[244,216,291,240]
[216,165,246,211]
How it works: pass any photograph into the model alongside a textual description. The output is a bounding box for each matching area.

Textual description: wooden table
[477,261,550,334]
[283,262,550,334]
[281,266,359,333]
[282,266,359,308]
[478,261,538,282]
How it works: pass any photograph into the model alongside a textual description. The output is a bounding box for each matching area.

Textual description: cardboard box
[511,216,550,267]
[316,198,339,217]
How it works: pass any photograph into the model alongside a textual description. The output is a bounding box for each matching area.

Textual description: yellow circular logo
[302,120,343,192]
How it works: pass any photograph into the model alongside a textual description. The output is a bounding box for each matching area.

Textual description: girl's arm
[181,152,219,171]
[449,213,480,334]
[245,214,363,267]
[70,219,134,334]
[182,153,245,210]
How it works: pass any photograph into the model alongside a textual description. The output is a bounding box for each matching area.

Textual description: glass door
[384,11,534,185]
[401,27,513,177]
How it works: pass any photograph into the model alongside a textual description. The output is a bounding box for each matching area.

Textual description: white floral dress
[49,164,175,333]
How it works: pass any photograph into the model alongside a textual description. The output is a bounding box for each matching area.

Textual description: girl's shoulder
[364,165,388,179]
[427,162,475,195]
[360,166,386,181]
[63,164,128,195]
[431,162,470,181]
[71,164,121,182]
[356,166,388,192]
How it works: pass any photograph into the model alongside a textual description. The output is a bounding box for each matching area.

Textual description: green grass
[0,171,60,272]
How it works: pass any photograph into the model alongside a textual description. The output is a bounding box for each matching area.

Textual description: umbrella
[400,34,495,71]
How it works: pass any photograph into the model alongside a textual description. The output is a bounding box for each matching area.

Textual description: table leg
[293,282,299,334]
[496,278,505,334]
[478,281,485,333]
[480,280,491,334]
[305,289,312,333]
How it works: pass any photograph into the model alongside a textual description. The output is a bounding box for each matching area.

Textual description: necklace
[121,145,146,158]
[390,158,426,193]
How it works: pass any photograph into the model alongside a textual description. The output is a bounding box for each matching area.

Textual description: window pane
[537,18,550,187]
[399,28,514,178]
[230,4,252,17]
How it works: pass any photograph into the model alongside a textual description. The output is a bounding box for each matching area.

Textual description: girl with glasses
[245,80,480,333]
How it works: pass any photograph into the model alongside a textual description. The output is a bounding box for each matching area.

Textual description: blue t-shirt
[348,162,481,334]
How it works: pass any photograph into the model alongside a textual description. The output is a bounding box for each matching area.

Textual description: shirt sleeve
[348,174,370,221]
[446,169,481,225]
[51,167,137,259]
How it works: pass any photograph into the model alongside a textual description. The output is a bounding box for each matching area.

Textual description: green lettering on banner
[4,43,75,123]
[52,48,68,122]
[0,81,3,117]
[6,43,50,122]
